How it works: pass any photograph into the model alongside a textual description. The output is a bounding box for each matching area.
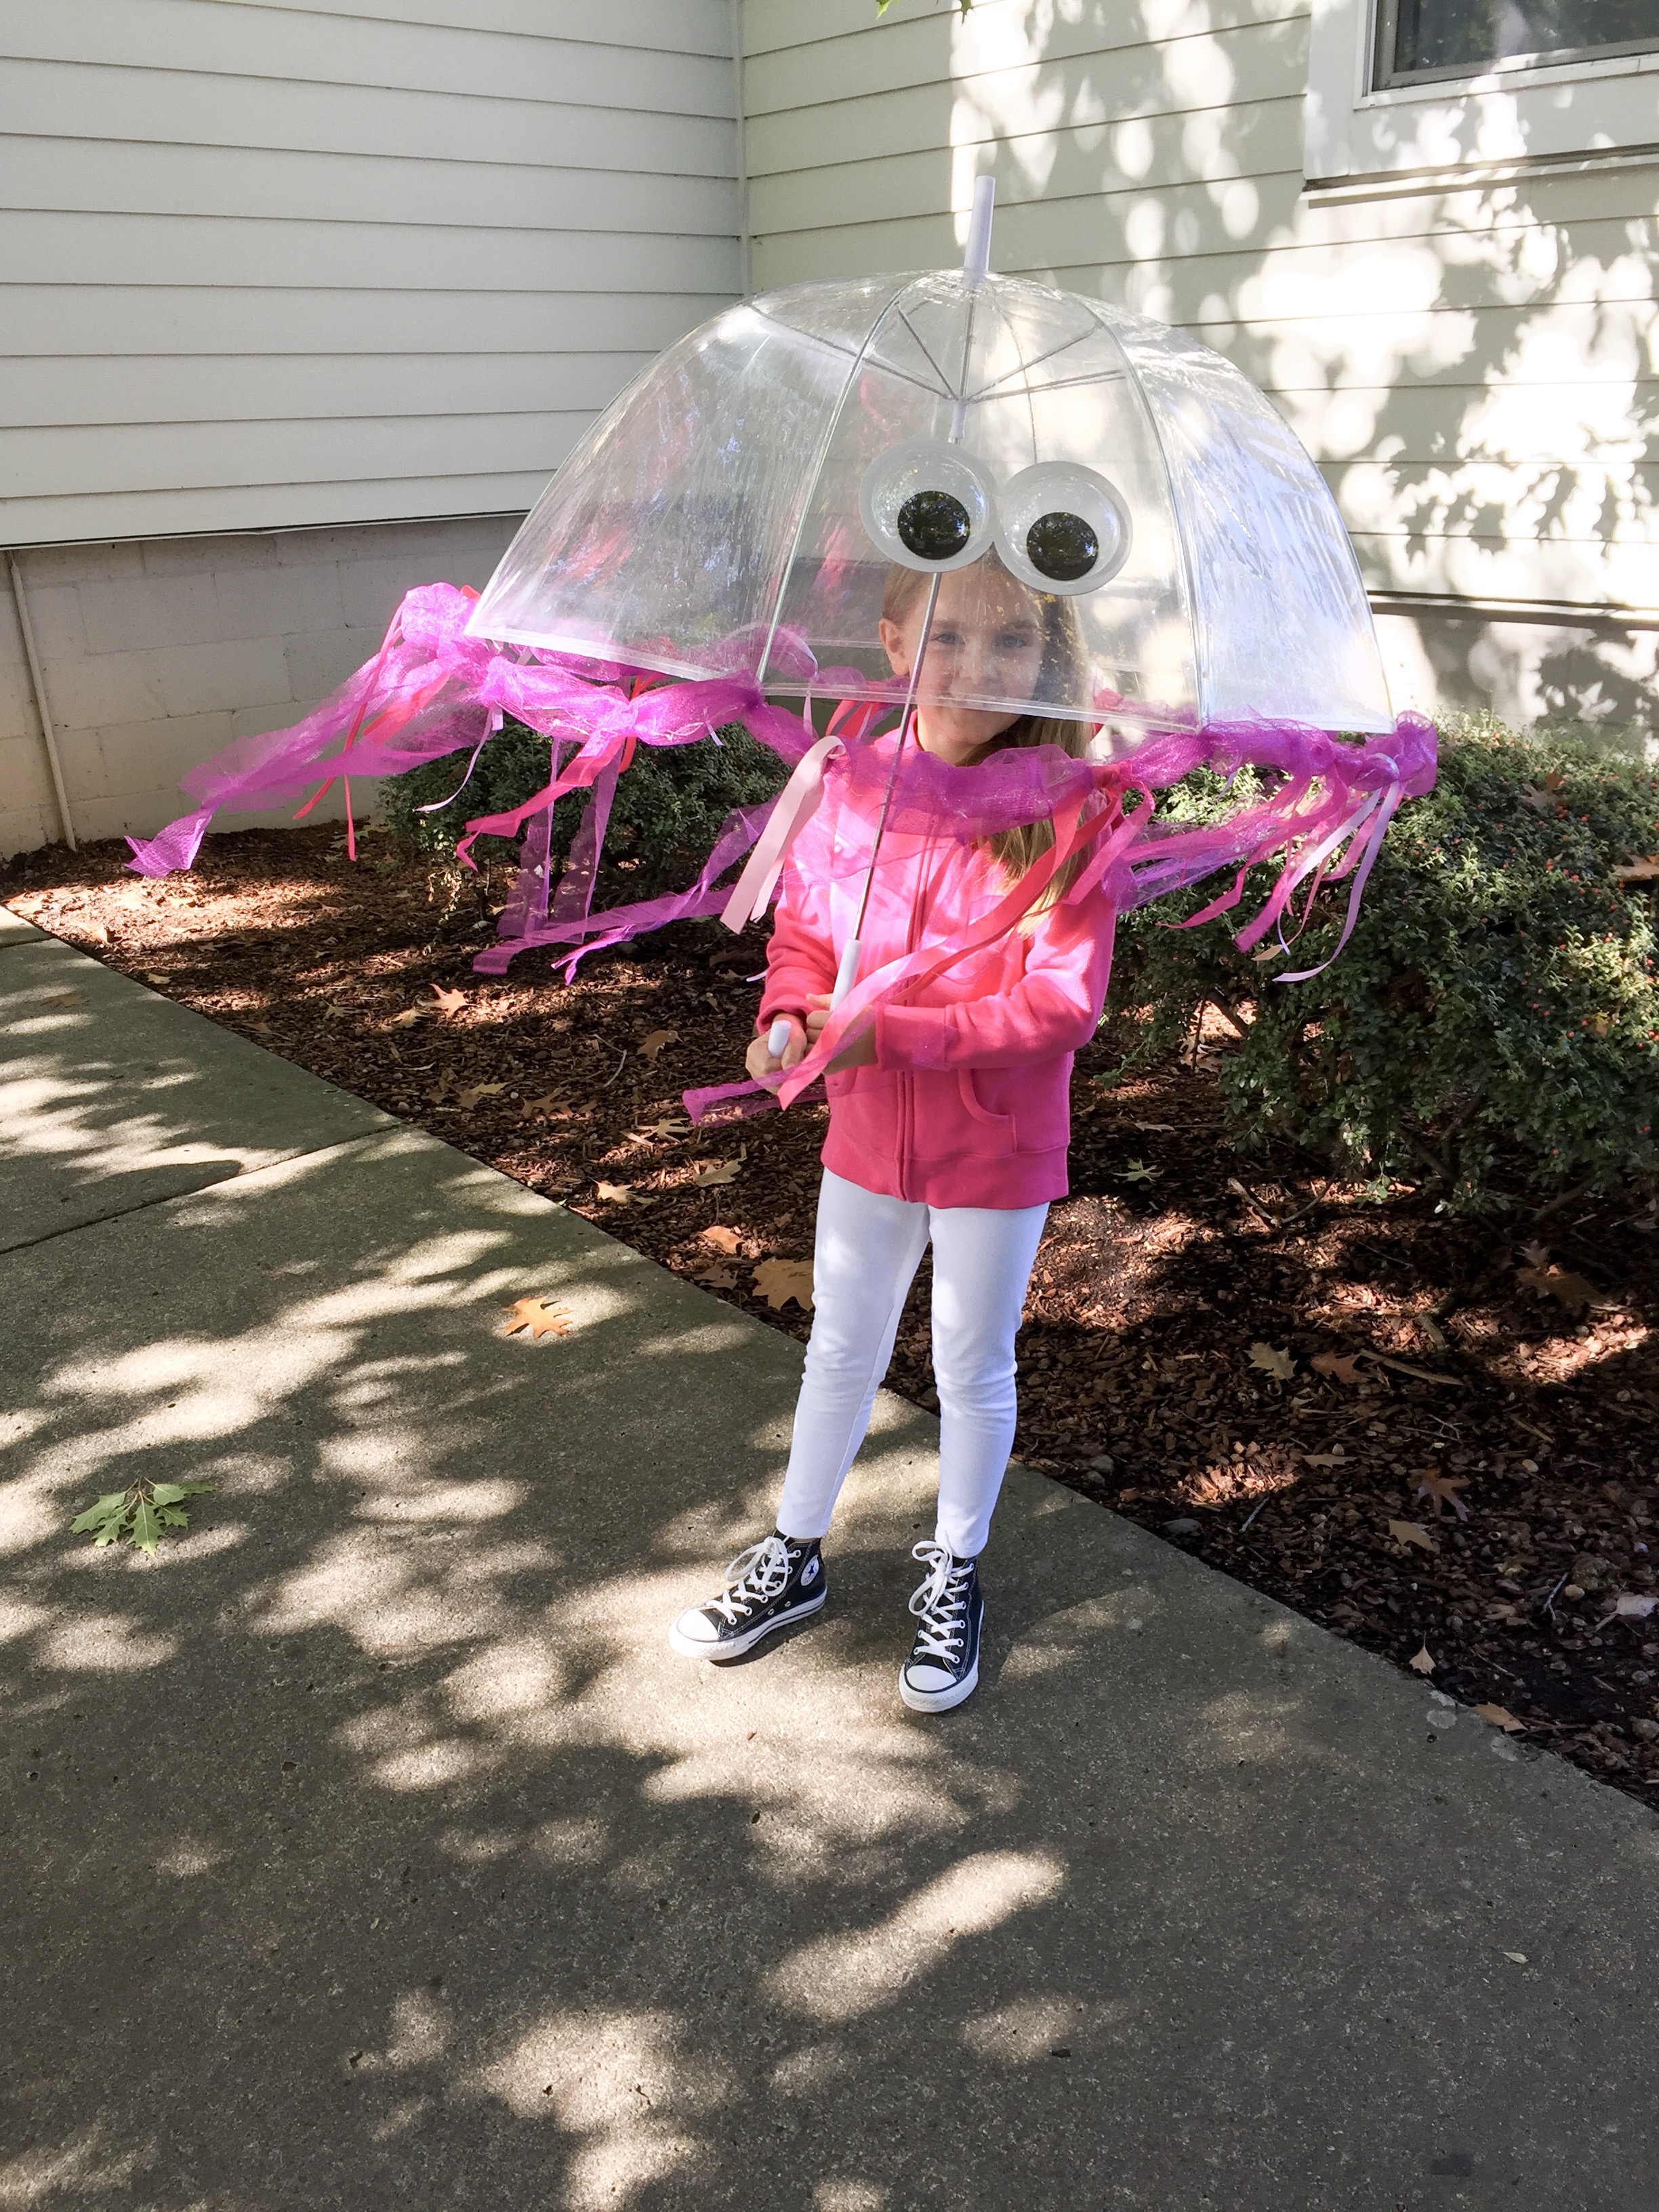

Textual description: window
[1375,0,1659,86]
[1305,0,1659,185]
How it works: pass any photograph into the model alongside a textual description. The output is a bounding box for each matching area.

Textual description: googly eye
[858,438,995,573]
[995,462,1131,596]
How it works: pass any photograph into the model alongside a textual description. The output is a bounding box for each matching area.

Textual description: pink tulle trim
[125,580,1437,1118]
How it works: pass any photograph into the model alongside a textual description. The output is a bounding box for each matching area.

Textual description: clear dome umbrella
[470,182,1392,740]
[470,180,1394,1012]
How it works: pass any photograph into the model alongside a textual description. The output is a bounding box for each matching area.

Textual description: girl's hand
[806,993,877,1072]
[746,1014,808,1082]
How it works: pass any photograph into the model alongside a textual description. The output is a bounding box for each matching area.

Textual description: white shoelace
[907,1540,972,1661]
[705,1534,792,1627]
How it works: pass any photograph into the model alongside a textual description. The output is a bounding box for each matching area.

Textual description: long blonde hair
[880,556,1092,903]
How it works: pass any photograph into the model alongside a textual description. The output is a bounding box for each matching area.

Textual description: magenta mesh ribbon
[125,581,1436,1120]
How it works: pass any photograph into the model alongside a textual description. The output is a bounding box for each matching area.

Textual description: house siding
[743,0,1659,735]
[1,0,741,546]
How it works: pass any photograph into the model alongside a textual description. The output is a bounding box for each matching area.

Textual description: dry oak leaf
[594,1181,635,1204]
[752,1258,815,1312]
[1248,1342,1295,1381]
[691,1160,743,1188]
[1301,1450,1347,1468]
[430,985,467,1015]
[1517,1263,1596,1317]
[522,1094,563,1118]
[700,1225,742,1254]
[694,1263,739,1290]
[1612,854,1659,882]
[501,1296,572,1342]
[1475,1703,1526,1733]
[1414,1467,1471,1521]
[639,1028,680,1063]
[1388,1518,1438,1553]
[390,1007,426,1027]
[457,1082,507,1111]
[1311,1351,1366,1387]
[1408,1645,1436,1675]
[633,1118,691,1140]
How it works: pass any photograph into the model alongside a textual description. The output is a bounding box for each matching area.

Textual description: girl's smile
[878,563,1047,766]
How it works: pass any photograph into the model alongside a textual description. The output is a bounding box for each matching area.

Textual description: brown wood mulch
[7,821,1659,1804]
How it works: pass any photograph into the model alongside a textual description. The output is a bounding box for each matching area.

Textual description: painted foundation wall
[1,515,522,856]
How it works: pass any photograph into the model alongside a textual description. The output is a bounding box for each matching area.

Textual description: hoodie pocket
[957,1069,1016,1141]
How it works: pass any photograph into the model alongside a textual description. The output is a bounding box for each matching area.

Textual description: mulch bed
[7,822,1659,1803]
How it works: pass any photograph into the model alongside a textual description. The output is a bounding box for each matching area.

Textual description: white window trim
[1305,0,1659,188]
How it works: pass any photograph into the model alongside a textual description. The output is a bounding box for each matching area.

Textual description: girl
[668,552,1115,1711]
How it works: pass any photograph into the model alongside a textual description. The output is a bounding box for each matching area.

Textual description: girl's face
[878,564,1046,765]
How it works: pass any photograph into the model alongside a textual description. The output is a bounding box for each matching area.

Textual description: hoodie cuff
[874,1003,956,1071]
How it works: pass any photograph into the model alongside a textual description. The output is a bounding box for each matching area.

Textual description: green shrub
[381,716,786,888]
[1105,718,1659,1210]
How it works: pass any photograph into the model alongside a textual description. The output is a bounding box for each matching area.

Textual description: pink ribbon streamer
[719,731,846,931]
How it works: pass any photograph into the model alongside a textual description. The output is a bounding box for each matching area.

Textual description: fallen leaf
[1612,854,1659,882]
[1250,945,1284,963]
[523,1094,563,1117]
[1130,1120,1175,1132]
[633,1119,692,1140]
[1614,1593,1658,1619]
[1503,1950,1528,1963]
[430,985,467,1015]
[752,1258,815,1311]
[1311,1352,1366,1387]
[1408,1645,1435,1675]
[1414,1467,1471,1521]
[1517,1264,1596,1317]
[390,1007,426,1027]
[691,1160,743,1187]
[594,1181,634,1204]
[1519,783,1561,815]
[500,1296,571,1341]
[640,1028,679,1063]
[1248,1342,1295,1381]
[1301,1451,1347,1468]
[693,1263,739,1290]
[143,971,169,984]
[1476,1704,1526,1734]
[457,1082,507,1111]
[1389,1518,1438,1553]
[701,1225,742,1252]
[1115,1158,1162,1183]
[1519,1241,1551,1269]
[81,918,110,944]
[38,988,84,1008]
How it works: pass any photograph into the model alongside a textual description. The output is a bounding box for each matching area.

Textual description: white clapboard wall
[0,0,742,546]
[741,0,1659,625]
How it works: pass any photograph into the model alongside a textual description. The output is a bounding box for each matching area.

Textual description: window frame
[1305,0,1659,186]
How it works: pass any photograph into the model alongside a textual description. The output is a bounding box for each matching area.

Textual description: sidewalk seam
[0,1132,389,1259]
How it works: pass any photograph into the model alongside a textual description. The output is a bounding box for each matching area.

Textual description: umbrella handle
[830,936,861,1008]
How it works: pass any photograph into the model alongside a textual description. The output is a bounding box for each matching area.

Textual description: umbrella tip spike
[963,175,996,290]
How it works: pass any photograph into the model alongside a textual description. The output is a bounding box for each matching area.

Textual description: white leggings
[775,1169,1048,1561]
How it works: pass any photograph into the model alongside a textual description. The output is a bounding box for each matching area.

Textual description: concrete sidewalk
[3,909,1657,2212]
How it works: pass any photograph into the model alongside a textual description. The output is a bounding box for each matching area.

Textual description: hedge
[383,710,1659,1210]
[1107,718,1659,1210]
[381,714,786,888]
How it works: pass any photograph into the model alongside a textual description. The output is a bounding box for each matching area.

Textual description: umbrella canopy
[470,268,1393,739]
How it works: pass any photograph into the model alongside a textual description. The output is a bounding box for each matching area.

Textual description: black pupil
[1026,510,1099,582]
[896,488,972,562]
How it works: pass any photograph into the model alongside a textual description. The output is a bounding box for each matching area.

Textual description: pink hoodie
[758,752,1117,1210]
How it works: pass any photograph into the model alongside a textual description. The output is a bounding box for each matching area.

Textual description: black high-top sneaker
[899,1541,983,1712]
[668,1532,826,1660]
